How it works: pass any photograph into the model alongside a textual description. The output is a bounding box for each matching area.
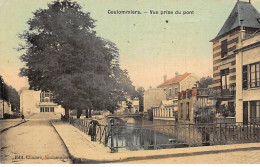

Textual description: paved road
[118,149,260,164]
[0,119,71,164]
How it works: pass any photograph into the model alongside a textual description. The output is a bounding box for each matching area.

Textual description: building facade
[152,100,177,121]
[177,88,215,124]
[157,73,198,100]
[144,73,198,122]
[210,0,260,123]
[115,97,140,114]
[235,33,260,124]
[143,88,167,113]
[0,100,12,118]
[20,90,65,116]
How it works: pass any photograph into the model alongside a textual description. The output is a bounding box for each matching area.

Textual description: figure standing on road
[89,119,99,141]
[21,114,26,122]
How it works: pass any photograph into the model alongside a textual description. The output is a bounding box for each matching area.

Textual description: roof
[152,100,174,108]
[160,100,174,106]
[157,73,191,87]
[211,1,260,42]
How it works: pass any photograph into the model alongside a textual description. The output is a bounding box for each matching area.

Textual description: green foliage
[18,0,134,114]
[194,108,215,124]
[135,87,145,112]
[198,76,213,88]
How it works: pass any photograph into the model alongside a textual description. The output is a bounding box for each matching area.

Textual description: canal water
[107,119,189,152]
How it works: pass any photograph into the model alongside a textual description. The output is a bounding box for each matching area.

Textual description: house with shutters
[235,33,260,124]
[210,0,260,123]
[144,73,198,123]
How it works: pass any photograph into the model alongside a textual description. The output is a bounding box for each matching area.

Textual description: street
[0,119,24,132]
[117,149,260,164]
[0,118,71,164]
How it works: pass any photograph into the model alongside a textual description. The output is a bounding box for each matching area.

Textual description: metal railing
[106,123,260,152]
[68,117,108,145]
[250,117,260,124]
[68,117,260,152]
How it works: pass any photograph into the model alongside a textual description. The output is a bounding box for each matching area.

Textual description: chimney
[163,75,167,82]
[175,72,179,77]
[240,20,246,40]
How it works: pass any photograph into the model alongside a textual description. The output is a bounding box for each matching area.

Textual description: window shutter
[243,65,248,89]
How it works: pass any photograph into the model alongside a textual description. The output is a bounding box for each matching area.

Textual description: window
[250,63,260,88]
[175,88,178,97]
[45,107,49,112]
[40,92,54,102]
[221,68,230,89]
[189,90,192,98]
[40,107,44,112]
[169,89,172,96]
[243,65,248,89]
[50,107,54,112]
[180,103,183,119]
[221,39,228,58]
[186,102,190,120]
[250,101,260,123]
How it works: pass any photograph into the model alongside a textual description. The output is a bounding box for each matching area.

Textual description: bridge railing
[68,117,260,152]
[68,117,109,145]
[106,122,260,152]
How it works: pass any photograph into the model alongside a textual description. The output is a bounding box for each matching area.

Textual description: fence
[107,123,260,152]
[68,117,108,145]
[68,117,260,152]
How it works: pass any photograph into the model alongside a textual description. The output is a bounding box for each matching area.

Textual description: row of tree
[0,75,20,112]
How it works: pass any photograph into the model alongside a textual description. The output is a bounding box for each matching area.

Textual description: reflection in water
[107,120,189,152]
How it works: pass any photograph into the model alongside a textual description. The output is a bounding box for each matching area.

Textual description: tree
[18,0,134,119]
[197,76,213,88]
[0,75,20,112]
[135,87,145,112]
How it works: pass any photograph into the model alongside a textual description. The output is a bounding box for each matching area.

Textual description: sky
[0,0,260,91]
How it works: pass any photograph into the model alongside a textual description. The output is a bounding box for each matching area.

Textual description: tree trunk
[89,109,92,118]
[65,108,70,121]
[110,110,114,114]
[86,109,89,118]
[77,108,82,119]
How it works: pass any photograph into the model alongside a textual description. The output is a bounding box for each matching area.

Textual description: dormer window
[257,18,260,24]
[221,39,228,58]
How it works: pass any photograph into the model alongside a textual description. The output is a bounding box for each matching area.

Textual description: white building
[115,97,140,114]
[235,33,260,124]
[20,90,65,116]
[0,100,12,118]
[152,100,177,121]
[144,73,198,113]
[144,88,167,113]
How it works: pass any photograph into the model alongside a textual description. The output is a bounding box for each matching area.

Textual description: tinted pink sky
[1,0,260,91]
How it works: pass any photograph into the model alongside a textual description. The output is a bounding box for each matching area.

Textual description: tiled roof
[211,1,260,42]
[157,73,191,87]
